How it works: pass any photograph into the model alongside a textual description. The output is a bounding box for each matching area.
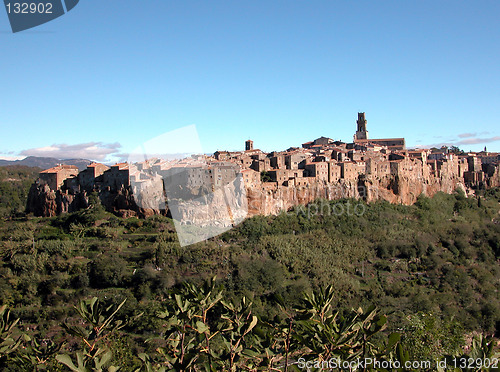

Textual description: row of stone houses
[36,113,500,202]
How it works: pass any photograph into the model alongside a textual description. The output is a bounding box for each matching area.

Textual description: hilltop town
[27,113,500,218]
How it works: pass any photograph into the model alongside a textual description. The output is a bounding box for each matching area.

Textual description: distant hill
[0,156,91,171]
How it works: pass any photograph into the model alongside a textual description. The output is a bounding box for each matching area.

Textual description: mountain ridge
[0,156,91,171]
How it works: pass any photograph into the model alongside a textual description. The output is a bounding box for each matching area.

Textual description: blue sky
[1,0,499,162]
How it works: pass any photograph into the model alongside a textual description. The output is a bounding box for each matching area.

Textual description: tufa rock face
[244,173,468,217]
[26,166,483,220]
[26,183,58,217]
[26,182,167,218]
[26,183,87,217]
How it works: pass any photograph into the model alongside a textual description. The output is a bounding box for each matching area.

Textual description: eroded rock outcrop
[26,182,166,218]
[26,183,87,217]
[27,172,472,219]
[244,173,469,217]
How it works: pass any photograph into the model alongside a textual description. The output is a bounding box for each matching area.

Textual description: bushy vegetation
[0,167,499,370]
[0,166,40,217]
[1,282,498,371]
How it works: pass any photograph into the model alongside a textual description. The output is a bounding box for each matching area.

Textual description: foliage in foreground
[1,278,499,371]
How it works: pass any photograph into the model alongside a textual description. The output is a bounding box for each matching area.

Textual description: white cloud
[0,155,25,161]
[20,142,122,161]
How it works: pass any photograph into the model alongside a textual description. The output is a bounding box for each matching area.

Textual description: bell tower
[245,139,254,151]
[354,112,369,141]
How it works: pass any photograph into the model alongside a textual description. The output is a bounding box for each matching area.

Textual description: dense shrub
[88,253,130,288]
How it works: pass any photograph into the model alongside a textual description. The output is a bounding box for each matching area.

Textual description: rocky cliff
[26,182,167,218]
[26,170,483,220]
[244,173,468,216]
[26,183,85,217]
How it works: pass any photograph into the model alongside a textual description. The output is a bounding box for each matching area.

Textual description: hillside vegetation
[0,165,499,370]
[0,166,41,217]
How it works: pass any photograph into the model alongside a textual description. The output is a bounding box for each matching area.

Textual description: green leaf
[243,316,258,336]
[386,332,401,350]
[56,354,84,372]
[195,320,210,334]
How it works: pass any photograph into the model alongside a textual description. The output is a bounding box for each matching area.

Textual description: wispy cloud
[419,135,500,149]
[457,133,476,138]
[457,136,500,145]
[20,142,122,161]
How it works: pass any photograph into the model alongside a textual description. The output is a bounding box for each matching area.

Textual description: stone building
[78,162,110,191]
[103,163,131,191]
[477,152,500,164]
[328,161,342,182]
[214,151,230,161]
[39,165,79,191]
[268,169,291,186]
[355,138,406,151]
[348,149,365,162]
[464,170,484,185]
[241,169,260,187]
[302,136,334,149]
[340,161,364,181]
[313,136,334,146]
[366,157,390,178]
[285,152,309,169]
[238,155,254,169]
[390,158,422,178]
[331,148,349,162]
[267,169,305,186]
[467,155,483,172]
[304,161,329,181]
[210,163,240,188]
[251,158,271,172]
[408,149,428,164]
[270,153,285,169]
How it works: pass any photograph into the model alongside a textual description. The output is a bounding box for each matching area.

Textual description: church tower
[354,112,369,141]
[245,139,254,151]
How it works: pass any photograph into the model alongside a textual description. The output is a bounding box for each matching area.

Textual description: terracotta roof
[408,149,428,153]
[40,164,78,173]
[87,162,108,168]
[305,161,327,165]
[112,162,129,170]
[355,138,405,142]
